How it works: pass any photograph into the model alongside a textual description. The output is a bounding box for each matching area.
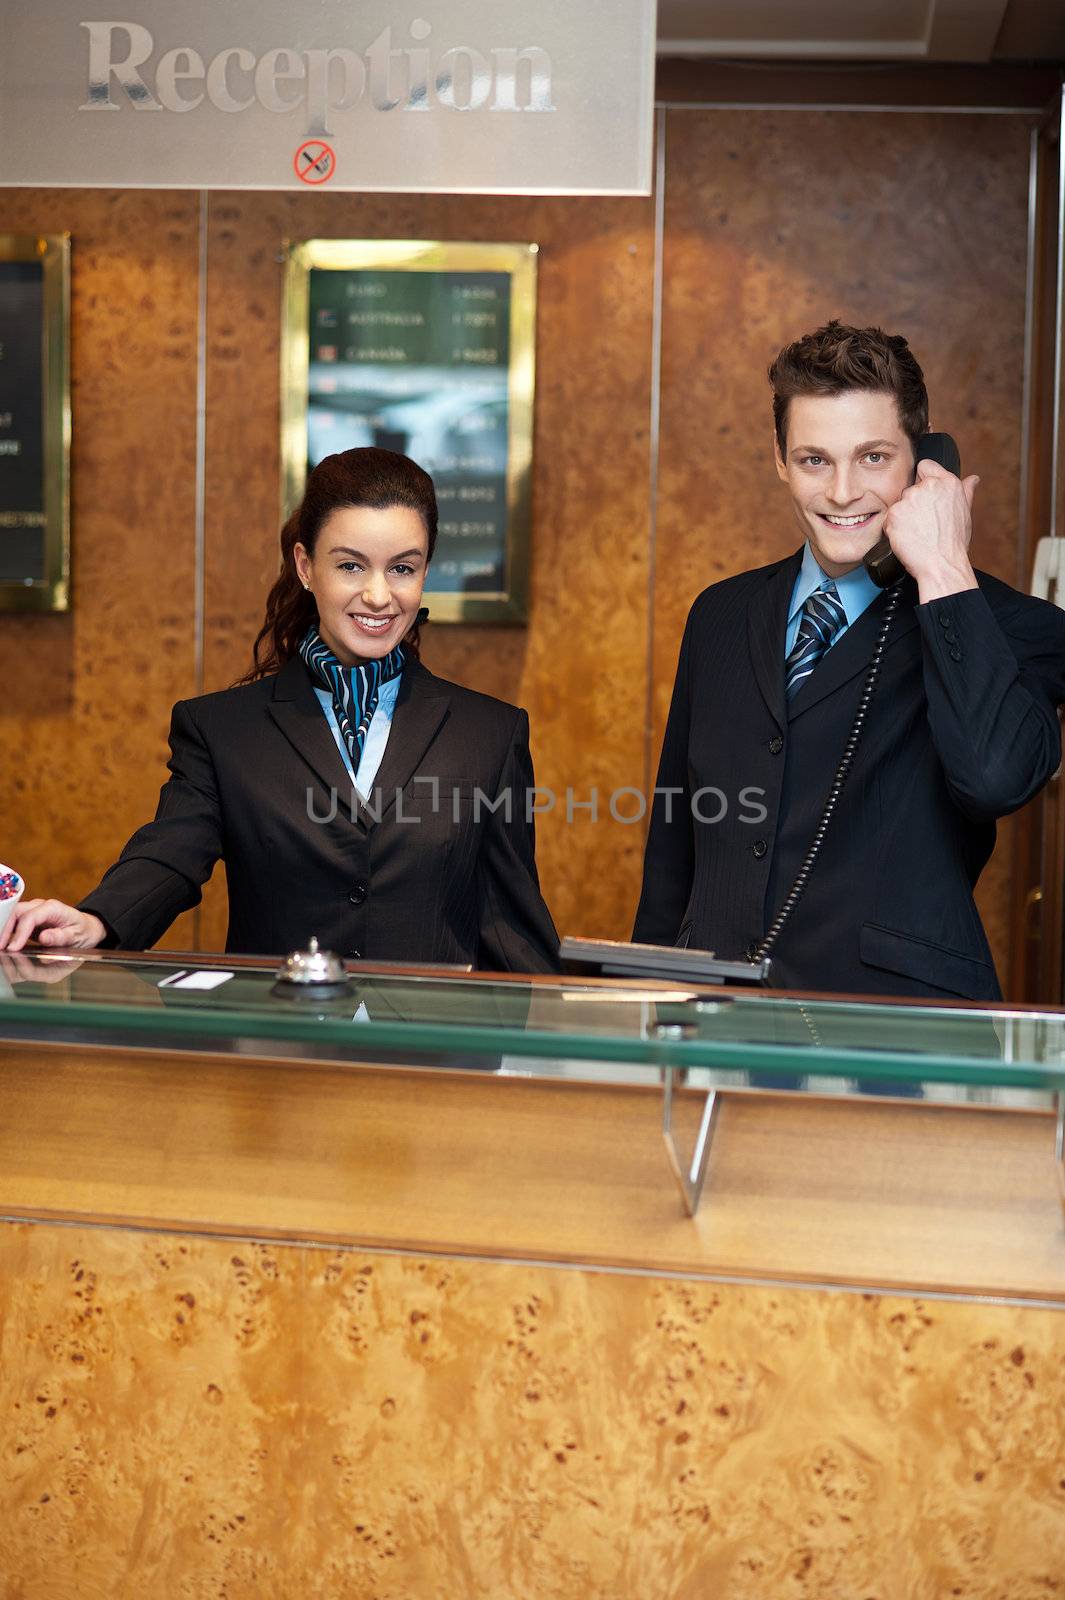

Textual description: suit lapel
[787,578,919,720]
[267,655,452,832]
[747,551,803,733]
[267,655,353,797]
[360,660,451,826]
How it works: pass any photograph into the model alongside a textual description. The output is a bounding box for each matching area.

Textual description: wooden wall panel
[653,110,1033,981]
[197,191,656,951]
[0,190,200,949]
[2,1223,1063,1597]
[0,100,1040,981]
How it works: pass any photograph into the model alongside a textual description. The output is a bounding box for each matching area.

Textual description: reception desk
[0,950,1063,1596]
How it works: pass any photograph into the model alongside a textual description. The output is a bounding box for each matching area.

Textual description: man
[633,320,1065,999]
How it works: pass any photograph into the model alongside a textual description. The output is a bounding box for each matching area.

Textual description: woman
[2,448,559,972]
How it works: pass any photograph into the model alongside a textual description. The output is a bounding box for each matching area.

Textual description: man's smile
[817,511,879,528]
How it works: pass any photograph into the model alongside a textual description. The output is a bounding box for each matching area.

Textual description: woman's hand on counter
[0,899,108,954]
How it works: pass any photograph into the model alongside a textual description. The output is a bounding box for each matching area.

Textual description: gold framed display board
[281,239,537,624]
[0,234,70,613]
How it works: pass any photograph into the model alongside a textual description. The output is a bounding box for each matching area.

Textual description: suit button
[752,839,767,859]
[949,647,962,662]
[939,611,953,628]
[349,883,367,905]
[944,631,957,645]
[768,735,783,754]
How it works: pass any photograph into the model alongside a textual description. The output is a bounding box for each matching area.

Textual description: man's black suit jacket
[80,656,560,972]
[633,552,1065,999]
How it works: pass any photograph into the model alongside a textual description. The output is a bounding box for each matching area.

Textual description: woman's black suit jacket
[80,656,560,972]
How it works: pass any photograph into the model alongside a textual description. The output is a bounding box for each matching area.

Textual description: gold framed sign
[281,239,536,624]
[0,234,71,613]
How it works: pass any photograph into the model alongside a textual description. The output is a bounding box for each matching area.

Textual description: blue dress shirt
[785,544,881,658]
[313,675,400,796]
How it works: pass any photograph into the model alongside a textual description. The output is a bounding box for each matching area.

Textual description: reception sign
[281,240,536,623]
[0,1,657,195]
[0,236,70,614]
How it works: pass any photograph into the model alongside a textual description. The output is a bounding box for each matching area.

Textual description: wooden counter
[1,1037,1063,1596]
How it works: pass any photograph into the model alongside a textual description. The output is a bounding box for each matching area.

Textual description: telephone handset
[863,432,962,588]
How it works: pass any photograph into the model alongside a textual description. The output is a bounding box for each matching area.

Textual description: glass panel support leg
[662,1068,722,1217]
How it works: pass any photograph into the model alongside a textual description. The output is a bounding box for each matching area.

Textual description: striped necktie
[785,583,847,700]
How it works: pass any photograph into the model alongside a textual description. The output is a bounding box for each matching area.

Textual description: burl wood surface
[0,103,1037,974]
[1,1225,1063,1598]
[654,109,1032,980]
[0,189,200,950]
[198,187,656,952]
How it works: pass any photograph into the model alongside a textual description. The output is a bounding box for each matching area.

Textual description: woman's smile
[349,612,399,635]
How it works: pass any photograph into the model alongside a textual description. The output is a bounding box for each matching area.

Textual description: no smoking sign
[294,140,336,185]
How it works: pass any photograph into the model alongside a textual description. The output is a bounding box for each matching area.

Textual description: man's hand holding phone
[882,457,981,602]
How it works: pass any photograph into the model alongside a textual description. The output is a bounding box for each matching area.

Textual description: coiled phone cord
[753,582,903,967]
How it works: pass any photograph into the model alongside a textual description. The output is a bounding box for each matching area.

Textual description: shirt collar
[788,543,881,629]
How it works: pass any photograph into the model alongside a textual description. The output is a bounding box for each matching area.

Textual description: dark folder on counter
[560,937,770,986]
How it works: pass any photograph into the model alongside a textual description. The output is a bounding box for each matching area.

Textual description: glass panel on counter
[2,950,1065,1108]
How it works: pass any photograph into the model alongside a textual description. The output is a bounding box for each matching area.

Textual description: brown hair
[768,320,929,457]
[239,446,438,683]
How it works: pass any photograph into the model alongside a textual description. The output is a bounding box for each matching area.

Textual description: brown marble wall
[2,1222,1063,1597]
[0,191,201,948]
[654,109,1032,976]
[0,104,1036,973]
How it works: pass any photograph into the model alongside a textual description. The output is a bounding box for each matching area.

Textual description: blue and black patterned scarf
[298,624,406,772]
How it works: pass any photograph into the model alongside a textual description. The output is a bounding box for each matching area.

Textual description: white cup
[0,864,25,942]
